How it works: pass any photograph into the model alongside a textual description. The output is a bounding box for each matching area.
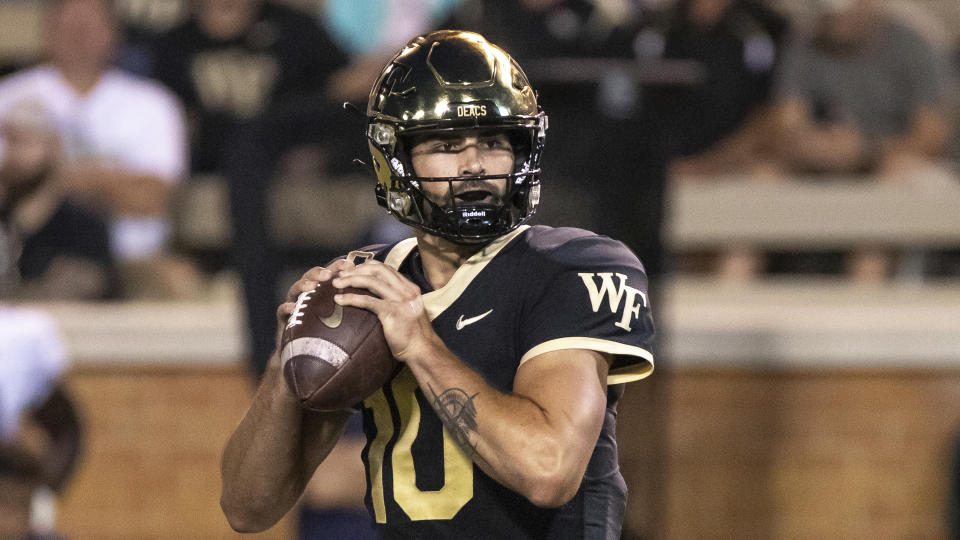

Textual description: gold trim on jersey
[383,237,418,270]
[365,388,394,523]
[382,225,530,321]
[519,337,654,384]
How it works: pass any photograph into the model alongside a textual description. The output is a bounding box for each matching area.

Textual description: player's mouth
[454,189,498,205]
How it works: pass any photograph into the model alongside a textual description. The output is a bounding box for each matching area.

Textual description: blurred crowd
[1,0,959,537]
[0,0,957,347]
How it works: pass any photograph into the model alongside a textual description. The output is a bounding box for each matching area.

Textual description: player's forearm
[404,339,594,507]
[220,360,335,532]
[220,370,303,531]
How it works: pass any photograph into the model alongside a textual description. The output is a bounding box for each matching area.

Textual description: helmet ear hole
[506,129,532,172]
[393,135,414,174]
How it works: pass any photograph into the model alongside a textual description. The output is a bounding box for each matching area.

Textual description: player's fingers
[336,260,413,293]
[339,259,403,283]
[300,265,332,285]
[291,260,357,300]
[333,272,392,301]
[337,258,356,270]
[286,279,316,303]
[276,301,296,324]
[274,301,297,349]
[333,292,380,313]
[333,271,417,303]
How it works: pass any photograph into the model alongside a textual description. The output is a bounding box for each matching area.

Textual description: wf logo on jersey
[578,273,648,331]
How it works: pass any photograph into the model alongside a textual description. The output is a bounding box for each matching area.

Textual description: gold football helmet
[366,30,547,244]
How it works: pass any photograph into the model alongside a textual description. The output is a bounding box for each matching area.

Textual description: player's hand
[331,260,435,363]
[275,259,355,343]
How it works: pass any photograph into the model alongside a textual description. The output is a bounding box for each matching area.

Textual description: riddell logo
[463,210,486,217]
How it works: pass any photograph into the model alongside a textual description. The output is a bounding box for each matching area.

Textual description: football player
[221,30,655,539]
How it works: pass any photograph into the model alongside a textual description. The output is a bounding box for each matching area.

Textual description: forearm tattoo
[427,384,483,461]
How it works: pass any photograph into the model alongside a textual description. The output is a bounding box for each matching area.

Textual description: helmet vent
[427,40,494,87]
[510,59,530,91]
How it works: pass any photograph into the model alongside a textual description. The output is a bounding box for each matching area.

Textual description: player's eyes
[481,137,511,150]
[428,141,458,152]
[425,137,509,152]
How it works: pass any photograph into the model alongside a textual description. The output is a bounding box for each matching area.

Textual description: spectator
[646,0,789,178]
[0,0,193,298]
[0,99,117,301]
[767,0,954,282]
[151,0,350,176]
[322,0,465,102]
[0,308,82,539]
[636,0,788,280]
[112,0,190,76]
[773,0,952,176]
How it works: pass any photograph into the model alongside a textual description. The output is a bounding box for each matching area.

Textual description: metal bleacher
[666,167,960,250]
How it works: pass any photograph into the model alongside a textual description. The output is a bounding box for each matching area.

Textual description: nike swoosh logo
[320,303,343,328]
[456,309,493,330]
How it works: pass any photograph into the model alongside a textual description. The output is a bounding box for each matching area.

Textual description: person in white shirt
[0,0,193,296]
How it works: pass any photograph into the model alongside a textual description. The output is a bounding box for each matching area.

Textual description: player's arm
[333,261,610,507]
[417,343,608,508]
[220,261,356,533]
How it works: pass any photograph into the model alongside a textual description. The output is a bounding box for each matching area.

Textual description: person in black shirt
[151,0,350,175]
[0,100,115,300]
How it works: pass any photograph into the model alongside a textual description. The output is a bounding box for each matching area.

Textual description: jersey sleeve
[519,232,654,384]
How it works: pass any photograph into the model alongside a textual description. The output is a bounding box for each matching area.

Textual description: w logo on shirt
[577,273,648,332]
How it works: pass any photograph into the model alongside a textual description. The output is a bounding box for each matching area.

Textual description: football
[280,272,397,411]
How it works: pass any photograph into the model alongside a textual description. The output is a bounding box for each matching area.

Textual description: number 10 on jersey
[364,368,475,522]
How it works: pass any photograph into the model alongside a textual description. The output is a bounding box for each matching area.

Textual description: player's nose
[459,143,484,176]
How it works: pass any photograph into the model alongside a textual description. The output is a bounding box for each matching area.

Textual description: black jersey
[355,225,654,539]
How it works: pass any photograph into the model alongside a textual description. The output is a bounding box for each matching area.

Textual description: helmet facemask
[369,121,545,244]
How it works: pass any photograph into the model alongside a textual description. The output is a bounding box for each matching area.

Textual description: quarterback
[221,30,655,539]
